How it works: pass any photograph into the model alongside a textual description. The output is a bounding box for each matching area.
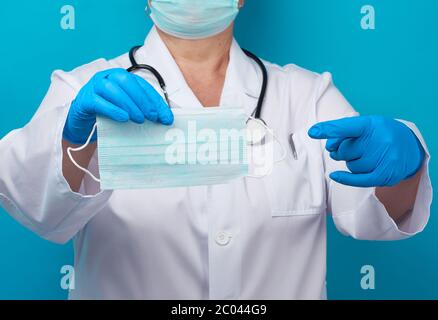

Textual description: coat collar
[135,27,262,109]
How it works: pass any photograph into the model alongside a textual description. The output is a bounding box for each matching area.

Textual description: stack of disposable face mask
[96,107,248,190]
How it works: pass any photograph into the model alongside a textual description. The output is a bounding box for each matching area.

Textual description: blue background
[0,0,436,299]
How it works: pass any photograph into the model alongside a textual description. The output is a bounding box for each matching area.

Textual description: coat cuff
[332,120,432,240]
[390,120,433,236]
[45,104,113,243]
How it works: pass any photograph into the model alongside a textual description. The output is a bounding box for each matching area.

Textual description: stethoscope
[127,45,276,147]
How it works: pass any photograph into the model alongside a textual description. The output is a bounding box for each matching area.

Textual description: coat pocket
[262,129,327,217]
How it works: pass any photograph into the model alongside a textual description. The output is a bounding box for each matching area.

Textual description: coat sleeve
[0,60,113,244]
[314,72,432,240]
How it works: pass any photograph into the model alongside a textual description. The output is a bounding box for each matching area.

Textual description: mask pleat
[96,107,248,190]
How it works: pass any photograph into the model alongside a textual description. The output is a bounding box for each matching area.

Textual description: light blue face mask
[149,0,240,40]
[67,107,248,190]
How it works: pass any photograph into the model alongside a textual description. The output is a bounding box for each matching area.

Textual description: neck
[156,25,234,73]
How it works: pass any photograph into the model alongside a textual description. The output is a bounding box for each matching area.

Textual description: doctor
[0,0,432,299]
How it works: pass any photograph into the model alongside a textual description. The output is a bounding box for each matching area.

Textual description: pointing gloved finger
[329,137,365,162]
[135,76,174,125]
[95,78,145,124]
[308,116,370,140]
[92,95,130,122]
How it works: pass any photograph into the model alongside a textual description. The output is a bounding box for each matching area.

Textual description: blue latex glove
[63,68,174,144]
[308,116,425,187]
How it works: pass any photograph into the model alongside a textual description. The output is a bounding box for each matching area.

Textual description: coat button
[215,231,232,246]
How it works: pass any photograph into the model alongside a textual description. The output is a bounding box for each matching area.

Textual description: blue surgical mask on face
[149,0,240,40]
[67,107,249,190]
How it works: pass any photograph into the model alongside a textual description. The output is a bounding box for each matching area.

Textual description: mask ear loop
[246,117,287,179]
[66,123,101,183]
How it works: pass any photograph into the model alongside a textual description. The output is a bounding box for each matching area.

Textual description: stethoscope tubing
[128,45,268,121]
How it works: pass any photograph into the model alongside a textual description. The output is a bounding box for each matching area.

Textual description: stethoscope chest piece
[246,118,269,146]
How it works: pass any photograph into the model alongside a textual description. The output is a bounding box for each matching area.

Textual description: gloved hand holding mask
[63,68,174,145]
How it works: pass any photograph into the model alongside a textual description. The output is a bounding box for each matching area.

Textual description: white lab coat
[0,27,432,299]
